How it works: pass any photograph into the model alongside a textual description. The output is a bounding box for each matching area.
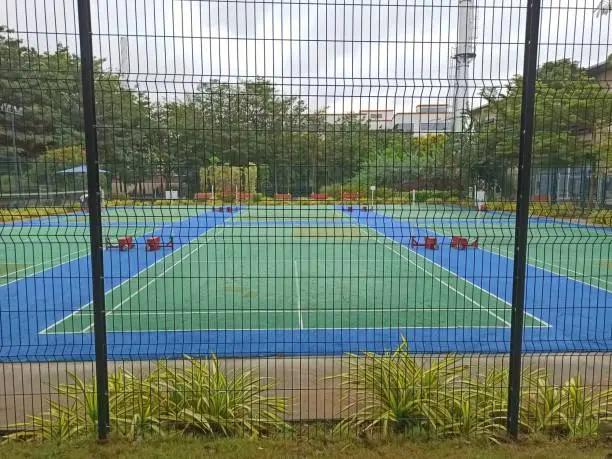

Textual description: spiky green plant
[6,369,166,441]
[150,356,289,436]
[6,357,289,441]
[558,377,612,438]
[464,369,612,438]
[452,368,545,440]
[443,386,506,442]
[109,370,165,439]
[5,400,92,441]
[331,338,466,435]
[520,369,566,435]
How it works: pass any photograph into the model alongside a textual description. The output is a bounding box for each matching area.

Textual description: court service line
[39,226,225,335]
[74,307,523,316]
[44,325,513,334]
[293,259,304,329]
[187,259,378,264]
[357,228,512,327]
[81,242,208,333]
[81,227,228,333]
[361,226,551,328]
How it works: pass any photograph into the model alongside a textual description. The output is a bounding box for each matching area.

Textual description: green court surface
[5,203,612,359]
[377,205,612,291]
[44,216,547,335]
[0,206,200,285]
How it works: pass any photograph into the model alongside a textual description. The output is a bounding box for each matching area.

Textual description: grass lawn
[1,436,610,459]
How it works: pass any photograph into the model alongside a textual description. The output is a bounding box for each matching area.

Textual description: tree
[0,29,82,164]
[595,0,611,16]
[473,59,612,201]
[30,145,84,190]
[164,79,330,195]
[95,81,160,195]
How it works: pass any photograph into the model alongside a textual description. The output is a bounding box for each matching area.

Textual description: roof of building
[393,111,452,116]
[586,59,611,76]
[358,109,395,112]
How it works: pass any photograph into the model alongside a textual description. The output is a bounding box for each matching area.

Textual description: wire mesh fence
[1,0,612,442]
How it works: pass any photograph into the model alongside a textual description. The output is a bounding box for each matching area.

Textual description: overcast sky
[1,0,610,113]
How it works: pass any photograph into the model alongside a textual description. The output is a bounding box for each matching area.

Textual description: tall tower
[451,0,477,132]
[119,36,130,90]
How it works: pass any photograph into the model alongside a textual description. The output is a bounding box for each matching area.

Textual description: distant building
[358,109,396,130]
[324,113,345,125]
[587,60,612,89]
[322,105,454,135]
[111,173,182,198]
[393,104,453,136]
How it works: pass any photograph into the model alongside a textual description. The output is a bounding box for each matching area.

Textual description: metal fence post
[507,0,542,439]
[77,0,110,440]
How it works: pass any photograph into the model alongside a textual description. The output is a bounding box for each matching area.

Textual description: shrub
[475,200,610,224]
[105,198,207,208]
[319,184,365,199]
[413,190,455,203]
[587,209,612,225]
[0,206,79,223]
[217,193,236,203]
[331,338,466,435]
[6,369,162,441]
[524,375,612,437]
[6,356,289,441]
[318,185,459,203]
[153,356,289,436]
[330,339,612,441]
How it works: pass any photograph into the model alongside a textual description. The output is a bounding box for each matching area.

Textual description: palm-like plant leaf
[5,356,289,441]
[331,338,466,435]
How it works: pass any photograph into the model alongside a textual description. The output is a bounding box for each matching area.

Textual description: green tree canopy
[474,59,612,172]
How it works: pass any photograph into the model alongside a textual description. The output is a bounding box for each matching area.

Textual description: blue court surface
[0,204,611,361]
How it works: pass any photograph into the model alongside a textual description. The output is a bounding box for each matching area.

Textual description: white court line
[39,226,225,335]
[0,247,90,287]
[357,228,512,328]
[187,259,377,264]
[43,325,512,334]
[68,307,521,316]
[492,245,612,291]
[359,225,551,328]
[2,222,177,287]
[81,228,227,333]
[293,259,304,329]
[416,223,612,293]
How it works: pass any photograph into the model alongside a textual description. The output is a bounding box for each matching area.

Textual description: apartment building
[392,104,454,136]
[323,104,454,135]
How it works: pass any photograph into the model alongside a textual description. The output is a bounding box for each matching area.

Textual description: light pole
[1,104,23,189]
[370,185,376,210]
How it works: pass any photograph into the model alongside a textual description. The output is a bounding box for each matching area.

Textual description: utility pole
[1,104,23,189]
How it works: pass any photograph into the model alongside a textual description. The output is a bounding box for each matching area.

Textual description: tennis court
[1,204,611,360]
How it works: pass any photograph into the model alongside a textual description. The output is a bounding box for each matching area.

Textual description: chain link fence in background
[1,0,611,442]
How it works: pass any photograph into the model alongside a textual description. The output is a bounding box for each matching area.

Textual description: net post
[77,0,110,441]
[507,0,541,440]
